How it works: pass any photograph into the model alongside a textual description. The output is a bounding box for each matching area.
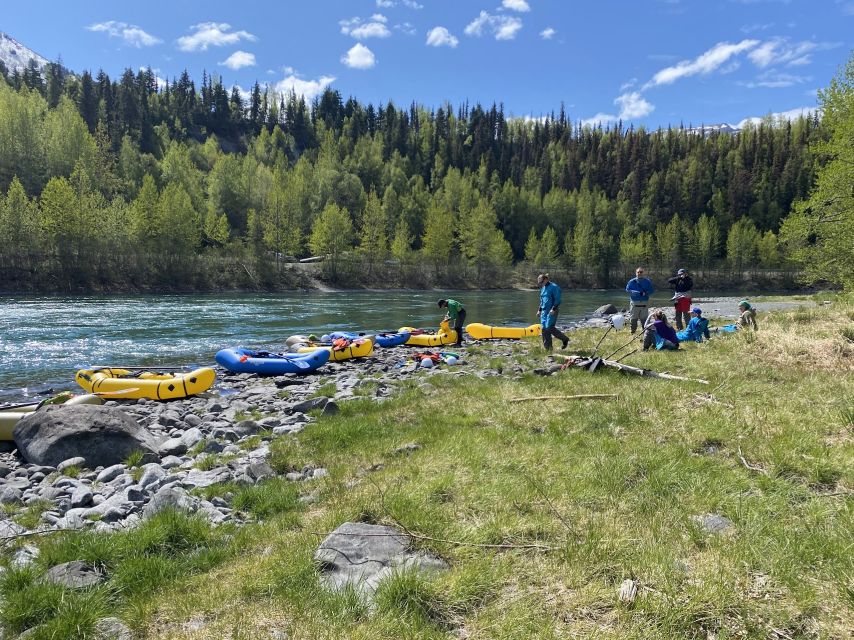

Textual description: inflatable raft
[1,394,103,441]
[400,324,458,347]
[75,367,216,401]
[298,338,374,361]
[215,347,330,375]
[465,323,542,339]
[328,330,409,348]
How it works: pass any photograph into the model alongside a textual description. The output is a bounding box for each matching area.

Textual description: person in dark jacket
[642,309,680,351]
[537,273,570,351]
[438,299,466,347]
[667,268,694,330]
[625,267,655,333]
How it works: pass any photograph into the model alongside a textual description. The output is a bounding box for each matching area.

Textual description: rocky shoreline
[0,296,809,547]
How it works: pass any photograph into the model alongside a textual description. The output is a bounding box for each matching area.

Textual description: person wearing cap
[437,298,466,347]
[676,307,711,343]
[625,267,655,334]
[667,268,694,331]
[536,273,570,351]
[737,300,758,330]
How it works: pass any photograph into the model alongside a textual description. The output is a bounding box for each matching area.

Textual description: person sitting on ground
[737,300,759,330]
[626,266,655,334]
[536,273,570,352]
[667,268,694,331]
[676,307,711,343]
[438,298,466,348]
[642,309,680,351]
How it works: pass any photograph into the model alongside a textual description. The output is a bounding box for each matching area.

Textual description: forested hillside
[0,63,822,291]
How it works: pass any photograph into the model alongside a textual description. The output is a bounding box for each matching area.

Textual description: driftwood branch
[509,394,618,402]
[555,355,709,385]
[737,447,769,476]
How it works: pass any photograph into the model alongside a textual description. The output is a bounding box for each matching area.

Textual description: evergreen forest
[0,60,828,291]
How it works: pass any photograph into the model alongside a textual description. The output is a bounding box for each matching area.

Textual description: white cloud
[502,0,531,11]
[620,78,637,91]
[395,22,417,36]
[465,11,523,40]
[747,38,838,68]
[139,67,166,89]
[643,39,759,89]
[615,91,655,119]
[540,27,556,40]
[582,91,655,126]
[740,22,774,33]
[426,26,459,48]
[177,22,257,52]
[736,106,817,129]
[402,0,423,8]
[274,74,336,102]
[219,51,256,70]
[740,70,811,88]
[340,16,391,39]
[341,43,377,69]
[377,0,395,6]
[87,21,161,47]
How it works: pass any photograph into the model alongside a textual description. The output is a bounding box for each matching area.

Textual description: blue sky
[3,0,852,128]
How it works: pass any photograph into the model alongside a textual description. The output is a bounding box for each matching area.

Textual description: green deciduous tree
[781,53,854,289]
[309,203,353,279]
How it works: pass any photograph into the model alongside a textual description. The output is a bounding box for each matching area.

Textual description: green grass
[123,450,145,468]
[60,465,81,479]
[310,382,338,398]
[13,499,53,530]
[3,298,852,639]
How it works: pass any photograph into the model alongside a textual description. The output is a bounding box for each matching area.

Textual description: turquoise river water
[0,289,763,402]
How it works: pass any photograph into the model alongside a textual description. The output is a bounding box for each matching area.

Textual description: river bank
[1,295,851,638]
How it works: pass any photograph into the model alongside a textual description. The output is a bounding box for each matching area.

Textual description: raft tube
[215,347,330,375]
[75,367,216,401]
[465,323,542,340]
[1,394,104,441]
[374,331,411,348]
[400,326,458,347]
[298,338,374,361]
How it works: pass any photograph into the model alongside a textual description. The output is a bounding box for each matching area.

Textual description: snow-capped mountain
[0,31,50,74]
[684,123,740,136]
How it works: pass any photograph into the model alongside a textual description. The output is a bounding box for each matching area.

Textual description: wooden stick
[554,355,710,385]
[509,394,618,402]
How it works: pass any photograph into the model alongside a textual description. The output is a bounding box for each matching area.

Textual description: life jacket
[332,338,350,352]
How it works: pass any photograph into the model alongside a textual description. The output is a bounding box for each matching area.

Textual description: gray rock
[291,397,329,414]
[180,427,204,449]
[0,486,23,505]
[43,561,104,589]
[183,414,202,428]
[70,486,94,508]
[96,464,126,483]
[11,544,39,568]
[92,617,133,640]
[322,401,340,416]
[158,410,183,428]
[57,456,87,472]
[234,420,260,437]
[392,443,422,456]
[138,464,165,489]
[314,522,448,599]
[692,513,734,534]
[183,467,231,489]
[13,406,161,468]
[158,437,186,456]
[285,472,303,482]
[144,485,194,517]
[247,461,275,483]
[594,303,619,316]
[159,455,184,469]
[0,463,12,478]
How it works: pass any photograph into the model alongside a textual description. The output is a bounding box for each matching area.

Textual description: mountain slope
[0,31,49,74]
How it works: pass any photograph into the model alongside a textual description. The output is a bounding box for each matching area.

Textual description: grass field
[2,296,852,639]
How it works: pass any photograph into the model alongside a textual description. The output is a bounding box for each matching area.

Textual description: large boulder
[314,522,448,599]
[13,405,160,468]
[594,303,619,316]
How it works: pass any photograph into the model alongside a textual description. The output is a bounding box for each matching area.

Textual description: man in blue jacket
[625,266,655,333]
[537,273,569,351]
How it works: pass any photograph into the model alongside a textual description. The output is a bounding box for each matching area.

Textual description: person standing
[625,267,655,333]
[537,273,569,351]
[667,268,694,330]
[437,298,466,347]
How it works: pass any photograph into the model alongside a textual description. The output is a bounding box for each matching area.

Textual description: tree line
[0,61,828,291]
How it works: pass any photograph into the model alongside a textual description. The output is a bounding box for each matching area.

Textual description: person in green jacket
[438,299,466,347]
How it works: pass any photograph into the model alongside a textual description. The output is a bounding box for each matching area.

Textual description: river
[0,289,788,402]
